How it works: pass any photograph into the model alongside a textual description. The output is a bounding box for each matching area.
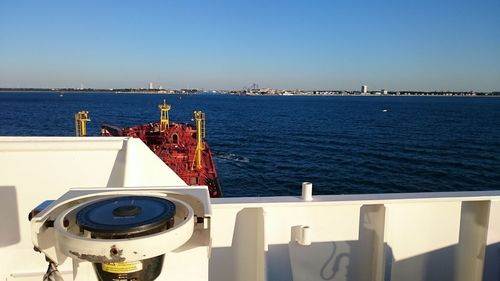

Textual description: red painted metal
[101,121,221,197]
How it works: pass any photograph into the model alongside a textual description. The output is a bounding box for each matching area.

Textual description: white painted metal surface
[1,137,499,281]
[30,187,211,281]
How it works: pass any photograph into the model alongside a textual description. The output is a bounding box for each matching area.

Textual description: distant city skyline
[1,0,499,91]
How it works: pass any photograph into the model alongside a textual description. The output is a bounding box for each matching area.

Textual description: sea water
[1,92,499,197]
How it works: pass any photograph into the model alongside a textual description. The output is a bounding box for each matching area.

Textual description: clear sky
[1,0,499,91]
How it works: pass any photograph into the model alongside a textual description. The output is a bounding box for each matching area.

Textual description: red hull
[101,122,221,197]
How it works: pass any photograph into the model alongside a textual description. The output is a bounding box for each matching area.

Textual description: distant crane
[243,83,259,91]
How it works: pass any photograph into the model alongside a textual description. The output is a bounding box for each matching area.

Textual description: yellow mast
[192,111,205,170]
[159,99,171,132]
[74,111,90,136]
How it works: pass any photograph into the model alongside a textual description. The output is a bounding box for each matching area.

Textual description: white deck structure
[0,137,499,281]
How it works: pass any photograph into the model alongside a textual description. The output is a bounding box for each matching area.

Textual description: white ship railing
[0,137,498,281]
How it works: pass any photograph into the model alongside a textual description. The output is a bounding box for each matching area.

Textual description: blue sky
[1,0,499,91]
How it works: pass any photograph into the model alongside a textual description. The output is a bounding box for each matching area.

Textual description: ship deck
[0,137,499,281]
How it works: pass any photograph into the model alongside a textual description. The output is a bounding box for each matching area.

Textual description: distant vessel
[100,100,221,197]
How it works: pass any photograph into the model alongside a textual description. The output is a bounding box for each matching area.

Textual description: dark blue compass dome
[76,196,176,238]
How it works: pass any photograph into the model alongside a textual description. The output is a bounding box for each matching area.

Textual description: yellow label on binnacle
[102,261,143,273]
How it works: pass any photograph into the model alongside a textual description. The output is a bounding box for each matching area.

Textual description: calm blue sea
[1,92,499,197]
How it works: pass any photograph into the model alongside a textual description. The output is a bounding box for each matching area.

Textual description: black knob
[112,205,142,217]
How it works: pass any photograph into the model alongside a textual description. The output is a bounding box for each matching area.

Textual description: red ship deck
[101,121,221,197]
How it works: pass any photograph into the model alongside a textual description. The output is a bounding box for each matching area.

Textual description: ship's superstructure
[101,100,221,197]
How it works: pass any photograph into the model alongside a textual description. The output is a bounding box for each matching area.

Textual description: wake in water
[213,152,250,163]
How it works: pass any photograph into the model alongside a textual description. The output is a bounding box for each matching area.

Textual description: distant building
[382,89,388,95]
[149,82,154,90]
[361,85,368,94]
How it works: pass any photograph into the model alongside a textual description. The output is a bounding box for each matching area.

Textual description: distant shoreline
[0,89,499,97]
